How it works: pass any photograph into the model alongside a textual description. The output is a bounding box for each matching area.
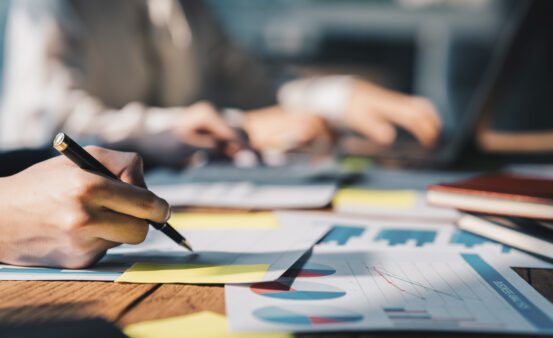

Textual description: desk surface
[1,269,551,337]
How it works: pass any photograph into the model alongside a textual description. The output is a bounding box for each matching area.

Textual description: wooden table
[1,268,551,337]
[0,203,551,337]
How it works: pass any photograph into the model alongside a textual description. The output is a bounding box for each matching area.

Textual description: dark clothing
[0,148,56,176]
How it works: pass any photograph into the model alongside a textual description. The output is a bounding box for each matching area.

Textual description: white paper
[276,211,553,269]
[0,217,329,282]
[150,182,336,209]
[226,248,553,335]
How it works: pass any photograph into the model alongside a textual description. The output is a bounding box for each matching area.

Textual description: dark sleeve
[0,148,57,176]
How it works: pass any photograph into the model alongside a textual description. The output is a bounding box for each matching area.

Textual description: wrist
[221,108,246,129]
[144,107,184,134]
[277,75,355,127]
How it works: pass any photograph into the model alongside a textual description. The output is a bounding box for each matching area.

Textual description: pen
[52,132,193,252]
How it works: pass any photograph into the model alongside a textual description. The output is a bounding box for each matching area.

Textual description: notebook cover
[428,173,553,205]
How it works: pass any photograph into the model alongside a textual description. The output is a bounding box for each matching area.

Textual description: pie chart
[250,279,346,300]
[254,305,363,326]
[285,262,336,278]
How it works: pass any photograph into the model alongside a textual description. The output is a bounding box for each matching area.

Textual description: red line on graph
[373,267,425,300]
[373,266,463,301]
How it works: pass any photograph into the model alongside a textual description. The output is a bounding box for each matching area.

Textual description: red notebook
[426,174,553,220]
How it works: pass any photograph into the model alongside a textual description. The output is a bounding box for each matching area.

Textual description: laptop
[340,0,540,168]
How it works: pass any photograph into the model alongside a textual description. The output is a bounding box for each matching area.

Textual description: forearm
[62,102,183,144]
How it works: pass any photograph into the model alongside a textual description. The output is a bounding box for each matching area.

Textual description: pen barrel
[149,221,164,230]
[152,221,185,243]
[53,133,118,180]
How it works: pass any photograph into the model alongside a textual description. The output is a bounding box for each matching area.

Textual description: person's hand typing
[0,147,169,269]
[345,79,442,147]
[243,106,332,152]
[172,101,238,149]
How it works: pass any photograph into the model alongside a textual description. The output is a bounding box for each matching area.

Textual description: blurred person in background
[0,0,441,167]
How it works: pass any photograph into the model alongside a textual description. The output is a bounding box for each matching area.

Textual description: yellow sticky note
[169,212,280,230]
[340,156,372,173]
[124,311,291,338]
[116,263,270,284]
[333,188,417,209]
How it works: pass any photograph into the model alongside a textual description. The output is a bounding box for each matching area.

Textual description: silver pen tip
[180,239,194,252]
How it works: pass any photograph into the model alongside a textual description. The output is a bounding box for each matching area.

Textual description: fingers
[83,210,149,244]
[84,146,146,188]
[199,111,238,142]
[353,116,397,146]
[348,81,442,147]
[82,173,170,223]
[373,95,441,147]
[52,238,116,269]
[181,133,219,149]
[413,97,442,131]
[185,102,238,142]
[243,107,333,151]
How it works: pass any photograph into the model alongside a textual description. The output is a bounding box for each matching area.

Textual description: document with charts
[0,215,329,284]
[226,248,553,334]
[276,212,553,269]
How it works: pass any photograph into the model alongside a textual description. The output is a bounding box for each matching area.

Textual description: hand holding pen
[0,141,187,269]
[53,133,193,251]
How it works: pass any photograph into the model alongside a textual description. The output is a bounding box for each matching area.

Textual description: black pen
[52,132,193,252]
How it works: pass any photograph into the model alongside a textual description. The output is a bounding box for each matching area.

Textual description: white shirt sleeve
[277,75,355,127]
[0,1,184,150]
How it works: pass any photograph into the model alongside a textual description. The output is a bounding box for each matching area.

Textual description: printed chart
[251,279,346,300]
[374,229,437,247]
[318,225,365,246]
[226,249,553,334]
[285,262,336,278]
[449,231,511,253]
[253,305,363,326]
[277,212,552,268]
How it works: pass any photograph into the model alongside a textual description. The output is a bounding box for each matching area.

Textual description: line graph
[227,252,553,334]
[360,259,503,327]
[372,266,464,301]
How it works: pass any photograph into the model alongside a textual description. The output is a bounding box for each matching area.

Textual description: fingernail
[164,208,172,222]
